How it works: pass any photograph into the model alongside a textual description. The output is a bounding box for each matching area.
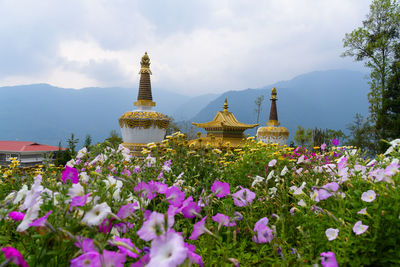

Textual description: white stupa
[119,52,170,152]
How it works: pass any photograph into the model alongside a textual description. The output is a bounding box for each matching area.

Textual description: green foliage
[294,126,313,147]
[84,134,92,151]
[67,133,79,157]
[346,113,375,153]
[343,0,400,149]
[105,130,122,149]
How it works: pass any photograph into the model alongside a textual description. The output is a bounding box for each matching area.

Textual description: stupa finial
[270,87,277,100]
[139,52,152,74]
[223,97,229,111]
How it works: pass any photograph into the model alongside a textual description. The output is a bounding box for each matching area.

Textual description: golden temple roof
[192,98,258,130]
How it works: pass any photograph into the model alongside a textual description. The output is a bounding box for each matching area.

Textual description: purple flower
[181,200,201,219]
[99,218,115,234]
[332,139,339,146]
[320,143,327,151]
[71,252,100,267]
[189,216,207,240]
[74,237,97,253]
[71,193,90,208]
[165,186,185,207]
[137,211,174,241]
[212,213,236,227]
[117,202,138,219]
[8,211,25,221]
[29,210,52,227]
[61,166,79,184]
[353,220,368,235]
[134,182,156,200]
[131,254,150,267]
[357,207,367,215]
[185,243,204,267]
[361,190,376,202]
[147,231,188,267]
[232,187,256,207]
[320,251,338,267]
[252,217,273,243]
[1,247,29,267]
[101,250,126,267]
[210,180,230,198]
[109,236,141,258]
[384,162,399,176]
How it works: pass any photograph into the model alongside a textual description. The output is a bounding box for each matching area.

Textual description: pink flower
[134,182,156,200]
[320,143,327,151]
[71,193,90,208]
[181,200,201,219]
[70,251,100,267]
[384,162,399,176]
[8,211,25,221]
[29,210,52,227]
[357,207,367,215]
[252,217,273,243]
[147,231,188,267]
[101,250,126,267]
[332,139,339,146]
[61,166,79,184]
[353,220,368,235]
[99,218,115,234]
[137,212,174,241]
[210,181,230,198]
[189,216,207,240]
[361,190,376,202]
[212,213,236,227]
[165,186,185,207]
[320,251,338,267]
[109,236,141,258]
[232,187,256,207]
[268,159,277,167]
[117,203,138,219]
[185,243,204,267]
[1,247,28,267]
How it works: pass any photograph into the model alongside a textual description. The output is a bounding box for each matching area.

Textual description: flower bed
[1,134,400,266]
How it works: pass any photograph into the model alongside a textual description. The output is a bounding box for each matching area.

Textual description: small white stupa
[119,52,170,152]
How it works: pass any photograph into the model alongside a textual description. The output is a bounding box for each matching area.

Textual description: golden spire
[223,97,229,112]
[270,87,277,100]
[139,52,152,74]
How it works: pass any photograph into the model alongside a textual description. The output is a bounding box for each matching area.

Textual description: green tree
[165,116,181,136]
[346,113,375,153]
[54,141,71,166]
[342,0,400,144]
[254,95,265,125]
[84,134,92,150]
[105,130,123,148]
[67,133,79,157]
[294,126,313,148]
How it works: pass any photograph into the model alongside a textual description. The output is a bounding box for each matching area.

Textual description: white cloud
[0,0,370,95]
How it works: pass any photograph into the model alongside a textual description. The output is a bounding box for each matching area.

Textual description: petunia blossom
[212,213,236,227]
[210,181,230,198]
[109,236,141,259]
[165,186,185,207]
[137,211,174,241]
[185,243,204,267]
[353,220,369,235]
[8,211,25,221]
[361,190,376,202]
[252,217,273,243]
[70,251,100,267]
[268,159,277,167]
[61,166,79,184]
[117,202,139,219]
[189,216,208,240]
[320,251,338,267]
[147,231,188,267]
[325,228,339,241]
[81,202,111,226]
[29,210,52,227]
[1,247,29,267]
[231,187,256,207]
[357,207,367,215]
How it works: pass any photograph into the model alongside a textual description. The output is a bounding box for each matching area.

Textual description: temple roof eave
[192,121,258,130]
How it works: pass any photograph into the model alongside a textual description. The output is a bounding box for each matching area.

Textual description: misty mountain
[191,69,369,140]
[0,69,369,147]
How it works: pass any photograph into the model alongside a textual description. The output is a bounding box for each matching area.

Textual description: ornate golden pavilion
[191,98,258,147]
[256,87,289,145]
[119,52,170,152]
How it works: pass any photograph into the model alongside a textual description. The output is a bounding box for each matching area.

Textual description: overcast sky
[0,0,370,96]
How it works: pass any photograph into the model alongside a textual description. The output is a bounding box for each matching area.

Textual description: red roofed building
[0,141,65,167]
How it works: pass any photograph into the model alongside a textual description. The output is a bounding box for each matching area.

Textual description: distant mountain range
[0,69,369,147]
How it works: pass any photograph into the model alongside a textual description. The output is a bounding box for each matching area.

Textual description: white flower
[361,190,376,202]
[13,185,28,204]
[298,199,307,207]
[357,207,367,215]
[82,202,111,226]
[147,232,188,267]
[103,176,123,201]
[79,172,90,183]
[268,159,277,167]
[76,147,87,159]
[297,155,305,164]
[252,175,264,187]
[266,171,274,181]
[268,187,277,197]
[290,182,306,195]
[68,183,84,198]
[145,155,156,167]
[280,166,288,176]
[20,176,43,211]
[17,200,42,232]
[4,192,16,203]
[325,228,339,241]
[66,159,76,167]
[353,220,368,235]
